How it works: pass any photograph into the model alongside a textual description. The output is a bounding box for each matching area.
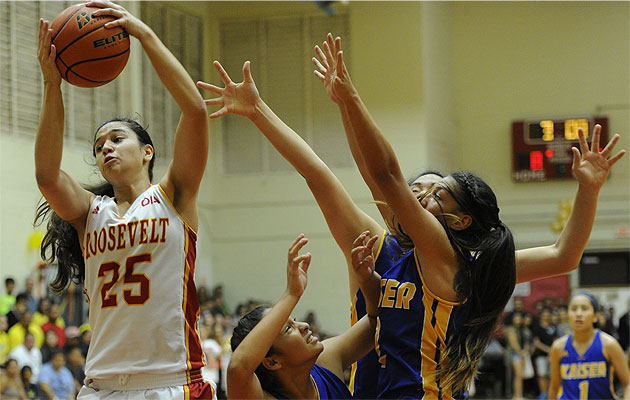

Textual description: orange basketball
[50,3,130,88]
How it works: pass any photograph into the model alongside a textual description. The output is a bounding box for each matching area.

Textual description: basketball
[50,3,130,88]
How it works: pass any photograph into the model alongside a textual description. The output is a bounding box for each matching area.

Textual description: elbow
[35,170,55,191]
[188,97,209,119]
[227,357,253,384]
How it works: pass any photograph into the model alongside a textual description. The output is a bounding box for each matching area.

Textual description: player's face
[418,176,467,228]
[271,316,323,366]
[568,295,596,332]
[94,121,151,182]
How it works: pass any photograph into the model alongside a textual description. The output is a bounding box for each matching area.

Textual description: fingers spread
[591,124,601,152]
[242,61,254,83]
[213,61,233,85]
[197,81,223,95]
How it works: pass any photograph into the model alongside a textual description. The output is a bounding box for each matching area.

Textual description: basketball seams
[66,48,130,85]
[50,4,130,88]
[56,24,119,58]
[51,4,85,45]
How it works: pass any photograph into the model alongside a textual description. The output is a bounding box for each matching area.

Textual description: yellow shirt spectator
[7,322,44,351]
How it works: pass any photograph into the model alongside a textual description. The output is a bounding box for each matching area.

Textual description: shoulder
[551,334,569,349]
[599,331,622,350]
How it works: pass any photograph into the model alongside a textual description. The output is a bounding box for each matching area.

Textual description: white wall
[452,2,630,251]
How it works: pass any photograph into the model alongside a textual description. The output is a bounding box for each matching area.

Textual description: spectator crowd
[1,273,628,399]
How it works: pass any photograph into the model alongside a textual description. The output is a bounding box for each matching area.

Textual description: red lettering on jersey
[85,232,91,260]
[117,224,127,250]
[159,218,169,242]
[149,218,160,243]
[88,230,97,258]
[107,226,116,251]
[127,221,139,247]
[97,228,107,254]
[139,219,149,244]
[140,195,160,207]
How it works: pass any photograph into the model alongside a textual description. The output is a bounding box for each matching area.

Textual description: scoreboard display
[511,117,608,182]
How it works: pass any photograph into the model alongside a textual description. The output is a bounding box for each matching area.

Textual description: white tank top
[82,184,205,380]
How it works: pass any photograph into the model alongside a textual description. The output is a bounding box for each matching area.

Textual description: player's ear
[262,355,281,371]
[449,213,472,231]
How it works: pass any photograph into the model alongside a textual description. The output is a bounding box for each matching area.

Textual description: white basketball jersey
[82,185,205,381]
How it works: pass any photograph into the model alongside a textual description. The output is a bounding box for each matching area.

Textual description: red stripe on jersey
[182,226,205,377]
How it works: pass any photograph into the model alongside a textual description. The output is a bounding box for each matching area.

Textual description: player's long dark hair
[34,117,154,294]
[435,171,516,393]
[230,305,279,392]
[386,170,515,393]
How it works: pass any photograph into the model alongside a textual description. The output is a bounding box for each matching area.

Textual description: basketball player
[312,33,627,399]
[35,1,214,398]
[548,292,630,399]
[228,232,380,399]
[197,41,624,399]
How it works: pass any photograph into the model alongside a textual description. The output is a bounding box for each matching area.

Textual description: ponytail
[439,222,515,392]
[436,172,517,393]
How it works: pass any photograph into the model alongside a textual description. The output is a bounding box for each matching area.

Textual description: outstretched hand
[286,234,311,298]
[37,19,61,86]
[197,61,260,119]
[571,124,625,190]
[350,231,379,286]
[312,33,356,103]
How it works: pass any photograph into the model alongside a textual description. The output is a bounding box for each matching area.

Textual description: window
[219,14,352,173]
[0,1,121,145]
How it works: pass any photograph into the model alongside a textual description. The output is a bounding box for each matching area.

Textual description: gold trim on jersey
[157,184,197,236]
[413,249,466,306]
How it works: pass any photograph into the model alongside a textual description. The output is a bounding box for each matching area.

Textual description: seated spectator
[38,351,74,400]
[9,332,42,382]
[17,277,38,315]
[40,330,60,364]
[21,365,41,400]
[78,329,91,359]
[6,294,28,330]
[63,327,80,352]
[7,312,44,351]
[0,358,28,399]
[40,305,65,348]
[64,346,84,395]
[0,315,9,364]
[31,299,51,329]
[0,278,16,316]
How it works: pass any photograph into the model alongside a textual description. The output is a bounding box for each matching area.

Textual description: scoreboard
[511,117,608,182]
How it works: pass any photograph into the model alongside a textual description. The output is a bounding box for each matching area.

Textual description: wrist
[249,97,268,122]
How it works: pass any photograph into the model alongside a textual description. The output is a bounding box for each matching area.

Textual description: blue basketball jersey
[559,330,616,400]
[375,247,470,399]
[349,231,400,399]
[268,364,352,399]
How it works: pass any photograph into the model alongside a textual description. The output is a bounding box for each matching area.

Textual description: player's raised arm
[316,231,381,377]
[515,126,625,283]
[87,1,208,226]
[35,18,93,227]
[227,235,311,399]
[198,61,383,298]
